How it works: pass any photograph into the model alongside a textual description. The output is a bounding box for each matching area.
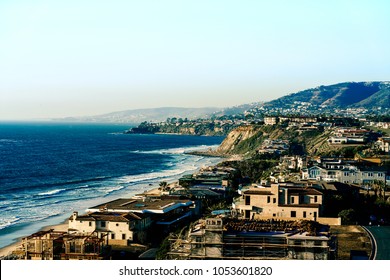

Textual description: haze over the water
[1,0,389,120]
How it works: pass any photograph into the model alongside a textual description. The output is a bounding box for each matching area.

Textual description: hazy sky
[1,0,390,120]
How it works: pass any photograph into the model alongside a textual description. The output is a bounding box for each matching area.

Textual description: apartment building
[233,184,323,221]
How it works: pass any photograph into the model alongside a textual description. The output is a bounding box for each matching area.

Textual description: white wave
[102,185,126,195]
[117,165,199,185]
[0,139,20,143]
[37,188,66,196]
[131,144,220,155]
[0,217,21,230]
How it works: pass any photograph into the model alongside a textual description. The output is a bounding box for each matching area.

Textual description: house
[279,155,307,170]
[68,211,152,246]
[264,116,278,125]
[302,164,388,185]
[376,137,390,153]
[232,183,326,222]
[22,230,107,260]
[87,196,196,234]
[167,217,337,260]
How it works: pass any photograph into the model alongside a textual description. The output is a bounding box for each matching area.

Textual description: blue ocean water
[0,122,224,248]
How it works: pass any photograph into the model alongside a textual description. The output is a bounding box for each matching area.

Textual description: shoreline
[0,154,226,258]
[0,184,181,258]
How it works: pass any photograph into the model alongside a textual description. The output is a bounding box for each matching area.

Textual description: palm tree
[159,181,169,192]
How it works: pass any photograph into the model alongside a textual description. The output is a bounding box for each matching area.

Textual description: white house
[69,211,152,246]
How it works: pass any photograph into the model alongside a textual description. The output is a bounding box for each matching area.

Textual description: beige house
[233,184,323,221]
[376,137,390,153]
[69,211,152,246]
[264,117,278,125]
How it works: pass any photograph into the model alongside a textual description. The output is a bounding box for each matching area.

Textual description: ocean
[0,122,224,248]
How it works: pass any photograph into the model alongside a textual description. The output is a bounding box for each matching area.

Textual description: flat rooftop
[88,197,193,214]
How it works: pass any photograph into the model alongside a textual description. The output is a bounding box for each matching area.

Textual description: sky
[1,0,390,120]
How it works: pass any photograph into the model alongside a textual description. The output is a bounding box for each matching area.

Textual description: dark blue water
[0,122,223,248]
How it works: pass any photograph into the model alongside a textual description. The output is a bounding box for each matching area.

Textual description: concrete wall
[317,217,341,226]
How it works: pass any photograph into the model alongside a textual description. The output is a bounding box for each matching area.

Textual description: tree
[338,208,356,225]
[369,179,386,200]
[159,181,169,192]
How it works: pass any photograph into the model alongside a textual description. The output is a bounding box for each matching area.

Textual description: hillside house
[232,184,324,221]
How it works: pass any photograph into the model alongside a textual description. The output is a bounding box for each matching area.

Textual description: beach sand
[0,221,69,258]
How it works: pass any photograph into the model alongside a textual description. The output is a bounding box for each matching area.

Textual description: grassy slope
[226,125,353,157]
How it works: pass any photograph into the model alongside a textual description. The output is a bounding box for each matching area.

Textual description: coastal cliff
[215,123,363,157]
[216,125,264,155]
[126,120,238,136]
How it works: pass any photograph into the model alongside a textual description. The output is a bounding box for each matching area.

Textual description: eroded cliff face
[216,125,262,154]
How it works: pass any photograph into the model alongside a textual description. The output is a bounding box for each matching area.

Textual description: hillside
[216,124,357,156]
[265,82,390,109]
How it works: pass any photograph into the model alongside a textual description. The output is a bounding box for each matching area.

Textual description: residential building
[328,127,371,144]
[264,117,278,125]
[88,196,196,234]
[376,137,390,153]
[23,230,107,260]
[302,165,388,185]
[68,211,152,246]
[279,155,307,170]
[232,184,324,222]
[167,217,337,260]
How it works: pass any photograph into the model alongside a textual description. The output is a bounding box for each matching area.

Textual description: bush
[338,208,356,225]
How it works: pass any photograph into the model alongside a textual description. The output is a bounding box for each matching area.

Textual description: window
[101,221,106,227]
[303,211,306,218]
[122,234,126,240]
[267,196,270,203]
[291,211,296,218]
[111,233,115,240]
[314,196,318,203]
[245,195,251,205]
[89,222,92,227]
[273,198,276,204]
[116,223,119,227]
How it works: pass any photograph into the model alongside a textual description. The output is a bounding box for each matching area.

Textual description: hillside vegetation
[216,124,364,157]
[265,82,390,109]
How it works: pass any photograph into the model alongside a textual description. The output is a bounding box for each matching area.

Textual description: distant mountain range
[57,82,389,123]
[56,104,259,124]
[264,81,390,108]
[57,107,221,124]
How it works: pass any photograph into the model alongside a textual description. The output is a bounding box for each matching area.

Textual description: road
[365,226,390,260]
